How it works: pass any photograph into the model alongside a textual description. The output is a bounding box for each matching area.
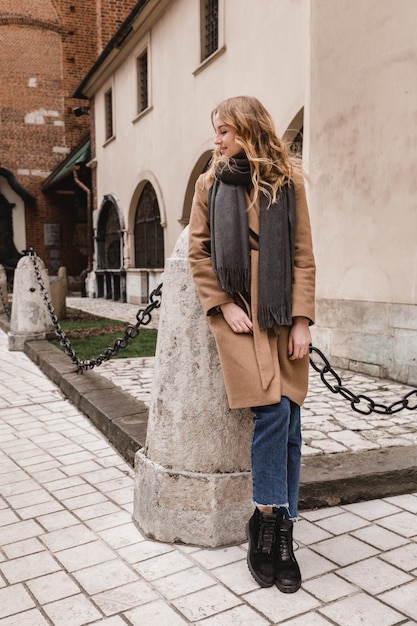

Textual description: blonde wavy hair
[209,96,301,205]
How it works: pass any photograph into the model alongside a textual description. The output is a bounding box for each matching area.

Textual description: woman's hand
[288,317,311,360]
[220,302,253,333]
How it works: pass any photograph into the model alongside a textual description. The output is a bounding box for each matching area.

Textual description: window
[137,49,149,114]
[104,88,113,140]
[97,200,121,269]
[290,126,303,156]
[201,0,218,61]
[134,182,164,268]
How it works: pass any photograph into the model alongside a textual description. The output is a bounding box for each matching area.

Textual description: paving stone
[338,556,413,594]
[319,592,404,626]
[0,551,61,583]
[42,593,103,626]
[26,570,81,603]
[172,584,241,621]
[125,599,189,625]
[0,583,35,619]
[379,542,417,572]
[303,572,357,603]
[244,586,320,622]
[377,511,417,537]
[193,604,270,625]
[310,535,379,567]
[72,559,139,595]
[151,566,216,600]
[92,580,158,615]
[313,511,370,535]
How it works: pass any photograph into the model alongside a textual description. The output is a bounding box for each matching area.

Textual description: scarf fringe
[258,305,292,331]
[216,267,250,294]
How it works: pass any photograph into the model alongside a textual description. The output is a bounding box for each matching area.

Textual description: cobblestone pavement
[0,300,415,625]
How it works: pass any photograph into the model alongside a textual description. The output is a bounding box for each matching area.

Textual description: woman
[188,96,315,593]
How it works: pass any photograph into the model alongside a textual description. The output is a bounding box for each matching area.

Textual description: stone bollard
[0,264,8,314]
[8,255,54,351]
[133,227,253,547]
[50,269,67,320]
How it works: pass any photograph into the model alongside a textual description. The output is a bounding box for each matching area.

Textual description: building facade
[26,0,412,388]
[75,0,308,303]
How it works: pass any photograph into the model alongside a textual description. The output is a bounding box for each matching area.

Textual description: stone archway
[180,150,212,227]
[284,108,304,155]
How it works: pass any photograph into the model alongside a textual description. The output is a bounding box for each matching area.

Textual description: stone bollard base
[134,449,253,547]
[8,331,55,351]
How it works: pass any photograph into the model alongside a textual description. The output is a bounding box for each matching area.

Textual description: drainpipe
[73,166,93,272]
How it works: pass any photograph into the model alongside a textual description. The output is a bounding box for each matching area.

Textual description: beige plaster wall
[306,0,417,305]
[306,0,417,385]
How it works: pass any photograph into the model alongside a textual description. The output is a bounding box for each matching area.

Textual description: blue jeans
[250,397,301,519]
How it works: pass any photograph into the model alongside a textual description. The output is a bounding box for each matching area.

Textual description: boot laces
[257,517,276,554]
[278,528,294,561]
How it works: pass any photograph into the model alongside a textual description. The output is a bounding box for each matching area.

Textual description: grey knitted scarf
[208,155,295,330]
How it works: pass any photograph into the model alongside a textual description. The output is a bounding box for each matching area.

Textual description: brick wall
[0,0,136,276]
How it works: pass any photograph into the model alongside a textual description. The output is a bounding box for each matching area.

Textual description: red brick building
[0,0,136,283]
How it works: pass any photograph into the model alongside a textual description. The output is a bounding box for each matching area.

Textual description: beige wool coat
[188,171,316,410]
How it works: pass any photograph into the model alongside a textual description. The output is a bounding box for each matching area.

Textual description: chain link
[24,249,417,413]
[26,249,162,373]
[309,345,417,415]
[0,283,11,320]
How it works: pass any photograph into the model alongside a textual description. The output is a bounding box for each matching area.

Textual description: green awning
[42,138,90,190]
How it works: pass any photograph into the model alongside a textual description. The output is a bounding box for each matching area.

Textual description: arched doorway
[96,195,126,301]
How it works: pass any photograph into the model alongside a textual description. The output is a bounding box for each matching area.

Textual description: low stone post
[133,227,253,547]
[8,255,54,351]
[50,269,67,320]
[0,265,8,315]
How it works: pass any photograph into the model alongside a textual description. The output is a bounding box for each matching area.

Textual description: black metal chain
[26,249,162,373]
[0,283,11,320]
[25,249,417,413]
[309,345,417,415]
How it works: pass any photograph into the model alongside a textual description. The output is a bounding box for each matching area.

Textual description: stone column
[133,227,253,547]
[8,255,54,351]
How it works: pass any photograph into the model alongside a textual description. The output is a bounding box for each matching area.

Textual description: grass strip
[52,308,157,359]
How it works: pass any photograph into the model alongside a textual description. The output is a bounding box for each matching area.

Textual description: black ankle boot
[275,519,301,593]
[246,508,278,587]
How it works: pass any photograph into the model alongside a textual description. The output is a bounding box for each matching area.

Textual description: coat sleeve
[291,179,316,324]
[188,174,234,315]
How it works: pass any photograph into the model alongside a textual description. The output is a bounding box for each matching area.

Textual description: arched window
[134,182,164,268]
[284,108,304,156]
[97,200,121,269]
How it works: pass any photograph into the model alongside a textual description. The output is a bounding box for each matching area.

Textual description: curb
[15,335,417,510]
[24,339,148,467]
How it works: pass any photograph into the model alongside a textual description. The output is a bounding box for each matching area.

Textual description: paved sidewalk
[0,300,416,624]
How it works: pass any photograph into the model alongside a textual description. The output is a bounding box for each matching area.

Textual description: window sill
[132,105,153,124]
[103,135,116,148]
[193,45,226,76]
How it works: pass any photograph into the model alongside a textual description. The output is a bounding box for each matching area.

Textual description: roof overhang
[42,138,90,191]
[0,167,36,201]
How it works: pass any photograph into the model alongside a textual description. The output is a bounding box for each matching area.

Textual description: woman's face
[213,112,242,158]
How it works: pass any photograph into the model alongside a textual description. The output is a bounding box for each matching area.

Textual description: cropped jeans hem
[250,397,301,520]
